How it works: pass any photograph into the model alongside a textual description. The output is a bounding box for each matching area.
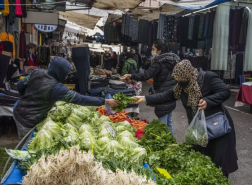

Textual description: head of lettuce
[13,57,119,140]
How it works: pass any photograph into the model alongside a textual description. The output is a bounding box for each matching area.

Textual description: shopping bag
[185,109,208,147]
[105,94,118,115]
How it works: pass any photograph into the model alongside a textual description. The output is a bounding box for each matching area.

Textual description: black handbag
[205,105,232,140]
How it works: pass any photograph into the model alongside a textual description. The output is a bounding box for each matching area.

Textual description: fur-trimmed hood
[152,52,181,63]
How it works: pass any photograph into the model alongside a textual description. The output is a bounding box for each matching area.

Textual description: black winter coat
[145,70,238,175]
[131,53,179,117]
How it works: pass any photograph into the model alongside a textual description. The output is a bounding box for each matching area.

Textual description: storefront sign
[35,24,57,32]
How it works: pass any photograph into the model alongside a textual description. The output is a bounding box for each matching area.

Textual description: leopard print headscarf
[172,60,202,113]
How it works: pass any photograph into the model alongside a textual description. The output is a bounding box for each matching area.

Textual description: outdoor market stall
[235,82,252,113]
[1,102,230,185]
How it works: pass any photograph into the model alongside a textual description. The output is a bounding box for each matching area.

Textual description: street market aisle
[139,82,252,185]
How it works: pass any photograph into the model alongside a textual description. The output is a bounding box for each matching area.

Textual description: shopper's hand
[105,99,120,107]
[120,74,132,81]
[198,99,207,110]
[131,96,146,104]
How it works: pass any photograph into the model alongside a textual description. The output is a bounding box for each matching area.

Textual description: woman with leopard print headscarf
[133,60,238,178]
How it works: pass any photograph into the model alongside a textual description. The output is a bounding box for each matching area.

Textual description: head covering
[172,60,202,112]
[48,56,71,82]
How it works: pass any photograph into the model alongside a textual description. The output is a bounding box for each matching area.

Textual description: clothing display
[37,47,50,66]
[230,9,243,46]
[19,31,26,58]
[0,0,4,10]
[157,14,165,40]
[223,54,236,80]
[0,32,15,55]
[163,16,174,42]
[15,0,22,17]
[211,5,230,70]
[235,53,244,79]
[72,45,90,95]
[0,0,9,16]
[8,0,15,24]
[244,8,252,72]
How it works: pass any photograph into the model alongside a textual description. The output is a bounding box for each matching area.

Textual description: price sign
[157,168,173,180]
[107,124,116,137]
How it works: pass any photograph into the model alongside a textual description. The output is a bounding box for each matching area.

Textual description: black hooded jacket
[131,53,180,117]
[14,57,105,128]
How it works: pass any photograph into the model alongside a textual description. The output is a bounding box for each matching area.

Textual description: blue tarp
[2,130,36,185]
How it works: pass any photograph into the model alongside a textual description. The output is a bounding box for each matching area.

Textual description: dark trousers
[72,46,90,95]
[0,55,11,88]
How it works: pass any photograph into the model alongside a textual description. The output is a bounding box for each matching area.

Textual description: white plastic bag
[185,109,208,147]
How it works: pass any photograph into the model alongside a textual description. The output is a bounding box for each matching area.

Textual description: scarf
[173,60,202,113]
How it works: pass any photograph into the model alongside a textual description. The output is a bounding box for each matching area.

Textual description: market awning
[92,0,144,10]
[158,0,229,10]
[59,11,101,30]
[105,14,122,24]
[130,4,183,20]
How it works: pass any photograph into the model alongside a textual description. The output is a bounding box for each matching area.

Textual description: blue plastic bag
[105,94,118,115]
[143,163,157,181]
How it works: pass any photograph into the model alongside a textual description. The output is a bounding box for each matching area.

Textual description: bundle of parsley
[139,119,176,152]
[112,93,137,112]
[146,144,230,185]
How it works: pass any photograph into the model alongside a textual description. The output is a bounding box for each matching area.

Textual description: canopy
[158,0,229,10]
[130,4,183,20]
[59,11,101,30]
[92,0,143,10]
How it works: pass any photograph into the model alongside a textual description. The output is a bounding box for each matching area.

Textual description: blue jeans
[158,112,173,135]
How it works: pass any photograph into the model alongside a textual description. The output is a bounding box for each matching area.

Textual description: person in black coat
[132,60,238,177]
[121,40,180,134]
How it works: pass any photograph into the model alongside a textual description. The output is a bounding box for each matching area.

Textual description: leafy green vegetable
[117,121,137,134]
[139,119,176,152]
[146,144,230,185]
[49,103,72,122]
[99,140,124,159]
[185,128,208,147]
[97,136,112,147]
[118,136,139,149]
[61,123,79,143]
[112,93,137,112]
[79,124,95,135]
[128,147,147,164]
[28,119,62,152]
[117,130,136,141]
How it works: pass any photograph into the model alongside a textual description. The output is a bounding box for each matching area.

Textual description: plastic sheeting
[159,0,229,10]
[59,11,101,30]
[211,4,230,70]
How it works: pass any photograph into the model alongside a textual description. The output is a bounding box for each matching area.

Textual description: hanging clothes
[132,17,138,42]
[19,31,26,58]
[0,32,15,55]
[20,0,27,17]
[204,12,210,38]
[178,16,189,47]
[163,15,174,42]
[244,7,252,72]
[0,0,4,10]
[211,5,230,70]
[207,11,216,38]
[0,41,12,87]
[198,14,205,39]
[188,16,195,40]
[230,9,243,46]
[223,54,236,80]
[15,0,22,17]
[157,14,165,40]
[235,53,244,79]
[8,0,16,25]
[0,0,9,16]
[239,8,249,45]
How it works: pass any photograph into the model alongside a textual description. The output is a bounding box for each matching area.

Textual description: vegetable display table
[235,83,252,113]
[1,130,35,185]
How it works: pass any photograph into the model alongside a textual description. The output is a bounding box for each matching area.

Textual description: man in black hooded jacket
[13,57,119,140]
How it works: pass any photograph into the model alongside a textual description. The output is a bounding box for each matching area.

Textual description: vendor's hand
[120,74,132,81]
[131,96,146,104]
[198,99,207,110]
[105,99,120,107]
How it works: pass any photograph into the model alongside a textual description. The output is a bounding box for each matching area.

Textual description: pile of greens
[146,144,230,185]
[112,93,137,112]
[139,119,176,152]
